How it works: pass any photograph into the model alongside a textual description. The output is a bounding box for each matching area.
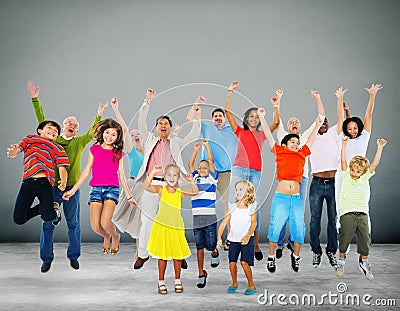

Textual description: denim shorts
[89,186,120,205]
[228,236,254,266]
[193,215,217,251]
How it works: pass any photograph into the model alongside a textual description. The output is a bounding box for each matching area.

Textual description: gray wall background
[1,0,399,243]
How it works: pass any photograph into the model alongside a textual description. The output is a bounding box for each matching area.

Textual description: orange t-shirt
[271,143,311,183]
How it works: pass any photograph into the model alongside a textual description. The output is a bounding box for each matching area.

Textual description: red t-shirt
[272,143,311,183]
[233,126,266,171]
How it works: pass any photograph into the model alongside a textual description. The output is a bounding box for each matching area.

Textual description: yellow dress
[147,186,191,260]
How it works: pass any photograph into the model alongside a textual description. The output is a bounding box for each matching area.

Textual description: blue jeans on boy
[309,176,337,254]
[40,187,81,263]
[277,176,308,247]
[229,166,262,231]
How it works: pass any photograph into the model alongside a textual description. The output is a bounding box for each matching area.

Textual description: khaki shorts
[216,171,231,203]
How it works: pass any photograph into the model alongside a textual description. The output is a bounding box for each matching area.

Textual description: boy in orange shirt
[258,106,322,273]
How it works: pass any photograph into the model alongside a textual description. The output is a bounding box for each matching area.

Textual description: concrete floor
[1,243,399,311]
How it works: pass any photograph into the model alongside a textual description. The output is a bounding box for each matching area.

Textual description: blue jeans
[309,176,337,254]
[40,187,81,263]
[277,176,308,247]
[229,166,262,232]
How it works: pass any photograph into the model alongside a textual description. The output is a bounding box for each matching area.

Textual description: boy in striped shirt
[188,140,219,288]
[336,136,387,280]
[7,120,69,226]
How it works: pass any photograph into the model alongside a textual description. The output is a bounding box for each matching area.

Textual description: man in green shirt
[27,81,107,273]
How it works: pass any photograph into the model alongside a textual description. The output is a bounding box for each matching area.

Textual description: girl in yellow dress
[144,164,199,295]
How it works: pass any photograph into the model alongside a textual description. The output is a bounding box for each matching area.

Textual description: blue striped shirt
[191,170,218,215]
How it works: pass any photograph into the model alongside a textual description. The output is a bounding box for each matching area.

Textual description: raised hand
[194,142,201,150]
[343,102,350,111]
[335,87,348,98]
[377,138,387,148]
[364,83,383,96]
[202,139,209,147]
[146,88,156,102]
[185,173,195,183]
[342,136,349,144]
[98,101,109,116]
[172,123,181,135]
[275,89,283,99]
[228,81,239,91]
[270,96,279,107]
[27,80,40,98]
[194,95,206,104]
[110,97,118,109]
[257,107,266,118]
[310,90,321,99]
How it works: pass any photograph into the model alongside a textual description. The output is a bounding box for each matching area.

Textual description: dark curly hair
[343,117,364,139]
[92,118,124,162]
[242,107,261,131]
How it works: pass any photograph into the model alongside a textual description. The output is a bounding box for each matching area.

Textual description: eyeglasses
[63,121,79,129]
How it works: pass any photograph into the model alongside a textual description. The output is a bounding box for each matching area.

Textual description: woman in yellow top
[144,164,199,295]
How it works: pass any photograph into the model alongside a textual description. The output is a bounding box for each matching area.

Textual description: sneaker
[286,242,294,253]
[52,202,62,226]
[291,253,301,272]
[276,247,283,259]
[211,256,220,268]
[326,250,338,268]
[41,261,52,273]
[70,259,79,270]
[312,252,322,268]
[266,257,276,273]
[335,262,345,278]
[358,260,374,280]
[224,240,230,251]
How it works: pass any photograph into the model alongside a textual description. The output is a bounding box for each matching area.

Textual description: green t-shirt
[32,97,101,186]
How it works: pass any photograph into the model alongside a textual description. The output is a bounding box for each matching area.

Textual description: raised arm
[202,139,215,173]
[343,102,351,119]
[188,142,201,172]
[335,87,348,135]
[341,136,349,171]
[111,97,133,153]
[269,89,282,133]
[305,116,323,148]
[225,81,239,132]
[118,156,137,206]
[257,107,275,149]
[28,81,46,123]
[138,88,156,140]
[143,165,162,194]
[310,90,325,116]
[363,83,383,133]
[369,138,387,173]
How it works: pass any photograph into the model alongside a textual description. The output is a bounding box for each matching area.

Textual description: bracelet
[273,105,279,108]
[127,196,133,200]
[143,99,149,104]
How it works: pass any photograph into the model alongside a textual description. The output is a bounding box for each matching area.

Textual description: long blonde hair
[234,180,256,206]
